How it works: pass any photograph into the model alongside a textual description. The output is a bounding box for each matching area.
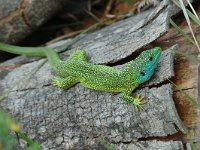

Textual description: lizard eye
[140,71,145,76]
[149,56,153,61]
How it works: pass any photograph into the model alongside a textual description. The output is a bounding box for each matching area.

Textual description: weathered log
[0,0,195,149]
[0,0,86,44]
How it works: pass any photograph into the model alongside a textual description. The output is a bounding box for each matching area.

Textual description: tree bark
[0,0,84,44]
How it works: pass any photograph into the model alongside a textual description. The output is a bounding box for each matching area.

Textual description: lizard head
[132,47,161,84]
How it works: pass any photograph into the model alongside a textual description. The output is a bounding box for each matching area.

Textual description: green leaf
[27,143,41,150]
[0,111,18,150]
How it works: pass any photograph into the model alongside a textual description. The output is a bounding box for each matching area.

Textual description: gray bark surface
[118,140,185,150]
[0,0,189,149]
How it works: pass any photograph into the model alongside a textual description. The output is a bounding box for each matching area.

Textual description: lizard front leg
[52,76,78,90]
[68,49,88,62]
[120,91,144,109]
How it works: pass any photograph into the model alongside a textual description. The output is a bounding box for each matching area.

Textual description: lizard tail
[0,42,63,75]
[41,48,63,74]
[0,42,46,57]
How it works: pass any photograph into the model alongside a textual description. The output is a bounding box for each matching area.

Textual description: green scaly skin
[0,43,161,109]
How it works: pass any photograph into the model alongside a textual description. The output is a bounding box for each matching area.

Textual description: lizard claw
[136,94,144,100]
[121,92,148,110]
[132,94,145,110]
[51,77,65,88]
[52,77,60,87]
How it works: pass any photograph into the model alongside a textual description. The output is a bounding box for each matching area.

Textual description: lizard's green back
[66,62,129,92]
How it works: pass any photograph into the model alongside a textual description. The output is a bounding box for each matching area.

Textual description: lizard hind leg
[68,48,88,62]
[52,76,79,90]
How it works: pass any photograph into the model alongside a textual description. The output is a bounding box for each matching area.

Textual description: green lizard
[0,43,161,108]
